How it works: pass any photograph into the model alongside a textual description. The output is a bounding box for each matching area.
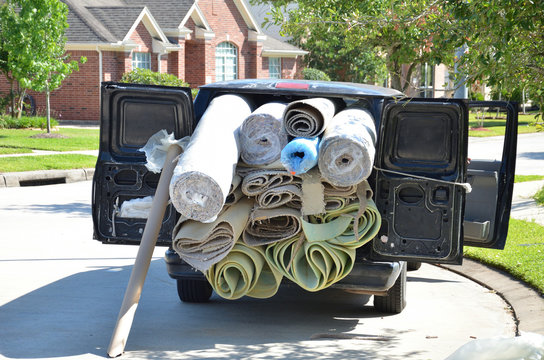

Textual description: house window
[419,63,434,98]
[215,42,237,81]
[269,57,281,79]
[132,52,151,70]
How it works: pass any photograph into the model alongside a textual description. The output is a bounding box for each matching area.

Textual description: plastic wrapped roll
[169,94,252,222]
[206,243,283,300]
[318,106,377,187]
[172,198,254,272]
[280,137,320,176]
[283,97,336,137]
[239,102,288,166]
[243,206,302,246]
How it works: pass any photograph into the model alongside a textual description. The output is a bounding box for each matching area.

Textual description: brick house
[1,0,307,121]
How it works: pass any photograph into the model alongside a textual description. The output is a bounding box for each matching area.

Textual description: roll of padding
[318,106,377,187]
[206,242,283,300]
[256,184,302,209]
[243,206,302,246]
[172,197,254,273]
[239,102,288,166]
[241,169,301,197]
[283,97,336,137]
[170,94,252,222]
[265,197,381,292]
[280,137,320,176]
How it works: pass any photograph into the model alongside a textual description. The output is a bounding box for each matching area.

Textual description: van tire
[374,262,407,314]
[176,279,213,303]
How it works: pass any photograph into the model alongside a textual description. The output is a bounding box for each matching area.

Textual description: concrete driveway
[0,181,516,360]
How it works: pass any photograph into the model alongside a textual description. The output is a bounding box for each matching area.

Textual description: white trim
[123,7,170,45]
[233,0,261,32]
[262,49,308,57]
[195,27,215,40]
[152,38,180,53]
[248,30,267,42]
[179,2,198,29]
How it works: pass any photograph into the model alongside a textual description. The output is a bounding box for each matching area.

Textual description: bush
[535,186,544,206]
[120,69,190,87]
[0,115,58,129]
[302,68,331,81]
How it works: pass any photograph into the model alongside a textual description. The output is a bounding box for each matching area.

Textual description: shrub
[0,115,58,129]
[302,68,331,81]
[120,69,190,87]
[535,186,544,206]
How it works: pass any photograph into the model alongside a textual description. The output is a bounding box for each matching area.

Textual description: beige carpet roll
[206,242,283,300]
[241,169,301,197]
[243,206,302,246]
[172,198,254,272]
[239,102,288,166]
[256,184,302,209]
[170,94,252,222]
[318,106,377,187]
[283,97,336,137]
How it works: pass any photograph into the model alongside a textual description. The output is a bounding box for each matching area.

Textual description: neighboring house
[397,63,455,99]
[0,0,307,121]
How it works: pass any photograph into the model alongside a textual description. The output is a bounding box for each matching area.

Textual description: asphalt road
[0,181,516,360]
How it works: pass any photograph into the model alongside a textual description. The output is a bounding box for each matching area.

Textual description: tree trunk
[16,89,25,119]
[46,82,51,133]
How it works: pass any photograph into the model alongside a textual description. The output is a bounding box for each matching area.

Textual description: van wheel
[407,261,422,271]
[374,262,407,314]
[176,279,213,303]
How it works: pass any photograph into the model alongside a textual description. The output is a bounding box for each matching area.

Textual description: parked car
[92,79,518,314]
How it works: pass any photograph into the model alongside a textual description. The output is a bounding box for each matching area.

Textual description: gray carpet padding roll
[283,98,336,137]
[239,102,288,166]
[241,169,301,197]
[169,94,252,222]
[318,106,377,187]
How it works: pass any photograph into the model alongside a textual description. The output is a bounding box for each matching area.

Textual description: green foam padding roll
[206,242,283,300]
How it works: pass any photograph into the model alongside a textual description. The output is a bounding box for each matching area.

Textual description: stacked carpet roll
[170,97,380,300]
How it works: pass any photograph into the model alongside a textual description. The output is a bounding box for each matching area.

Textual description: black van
[92,79,517,313]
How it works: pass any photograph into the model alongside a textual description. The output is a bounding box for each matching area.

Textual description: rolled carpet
[255,184,302,209]
[241,169,301,197]
[243,206,302,246]
[206,242,283,300]
[265,196,381,292]
[172,198,254,272]
[170,94,252,222]
[239,102,288,166]
[283,97,336,138]
[280,137,320,176]
[318,106,377,187]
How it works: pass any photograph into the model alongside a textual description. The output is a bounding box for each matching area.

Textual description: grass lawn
[0,147,32,155]
[515,175,544,183]
[465,219,544,295]
[469,113,542,137]
[0,154,97,173]
[0,128,99,153]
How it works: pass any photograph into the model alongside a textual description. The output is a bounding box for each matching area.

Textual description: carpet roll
[318,106,377,187]
[283,97,336,137]
[241,169,301,197]
[239,102,288,166]
[242,206,302,246]
[172,198,254,272]
[280,137,320,176]
[206,242,283,300]
[256,184,302,209]
[170,94,252,222]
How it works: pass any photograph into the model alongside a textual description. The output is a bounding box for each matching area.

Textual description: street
[0,181,516,360]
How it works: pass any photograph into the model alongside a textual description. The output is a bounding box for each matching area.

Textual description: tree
[450,0,544,119]
[257,0,460,91]
[0,0,84,132]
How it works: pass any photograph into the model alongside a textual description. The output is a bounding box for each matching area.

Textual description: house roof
[62,0,305,55]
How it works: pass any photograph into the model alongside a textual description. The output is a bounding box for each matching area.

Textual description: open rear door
[92,82,195,246]
[463,101,518,249]
[371,99,468,264]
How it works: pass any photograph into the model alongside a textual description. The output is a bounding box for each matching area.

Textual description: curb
[0,168,95,187]
[438,258,544,335]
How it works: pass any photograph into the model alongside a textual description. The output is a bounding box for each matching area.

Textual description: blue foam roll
[280,137,320,175]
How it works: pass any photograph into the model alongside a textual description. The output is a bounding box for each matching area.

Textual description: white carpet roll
[318,107,377,187]
[169,94,252,222]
